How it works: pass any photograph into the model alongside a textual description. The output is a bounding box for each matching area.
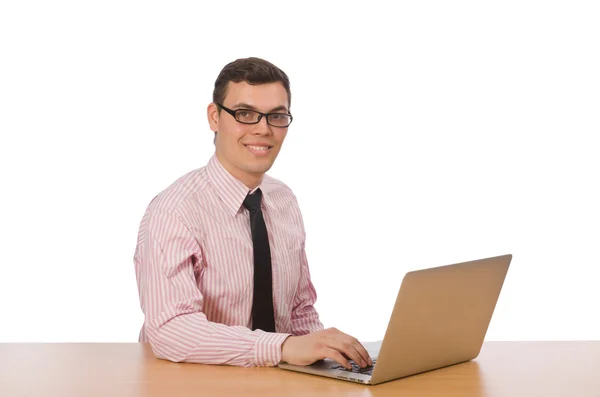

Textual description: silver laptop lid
[370,254,511,384]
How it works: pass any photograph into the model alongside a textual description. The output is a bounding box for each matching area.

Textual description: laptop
[278,254,512,385]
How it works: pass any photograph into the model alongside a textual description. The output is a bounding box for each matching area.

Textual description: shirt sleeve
[289,237,325,336]
[134,204,290,367]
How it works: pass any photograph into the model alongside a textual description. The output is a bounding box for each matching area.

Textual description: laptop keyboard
[331,359,377,376]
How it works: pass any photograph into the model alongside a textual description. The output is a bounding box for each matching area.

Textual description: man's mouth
[244,144,273,155]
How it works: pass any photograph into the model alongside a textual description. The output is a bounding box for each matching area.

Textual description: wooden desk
[1,341,598,396]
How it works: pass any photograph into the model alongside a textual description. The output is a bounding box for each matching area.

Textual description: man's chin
[243,155,276,171]
[245,164,273,175]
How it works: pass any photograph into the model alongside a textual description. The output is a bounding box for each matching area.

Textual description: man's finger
[350,340,373,366]
[329,339,367,367]
[325,348,351,370]
[325,329,373,367]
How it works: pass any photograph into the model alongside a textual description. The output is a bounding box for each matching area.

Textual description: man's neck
[215,153,263,190]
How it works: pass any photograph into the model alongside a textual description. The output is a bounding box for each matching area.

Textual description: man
[133,57,372,370]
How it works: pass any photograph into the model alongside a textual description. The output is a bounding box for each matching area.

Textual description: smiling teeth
[247,145,269,151]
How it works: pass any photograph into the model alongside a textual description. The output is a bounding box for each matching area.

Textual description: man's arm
[281,245,373,369]
[289,245,325,335]
[134,206,289,367]
[280,195,372,370]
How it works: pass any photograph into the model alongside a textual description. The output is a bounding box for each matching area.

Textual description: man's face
[207,81,290,188]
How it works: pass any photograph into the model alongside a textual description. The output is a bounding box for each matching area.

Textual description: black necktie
[243,189,276,332]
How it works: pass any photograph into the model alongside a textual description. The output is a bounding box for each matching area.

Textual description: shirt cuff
[253,331,292,367]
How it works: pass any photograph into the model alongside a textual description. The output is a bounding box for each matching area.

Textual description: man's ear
[207,102,219,133]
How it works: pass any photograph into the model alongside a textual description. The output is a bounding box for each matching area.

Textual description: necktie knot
[243,189,262,212]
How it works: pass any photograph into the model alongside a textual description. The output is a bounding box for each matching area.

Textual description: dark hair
[212,57,291,109]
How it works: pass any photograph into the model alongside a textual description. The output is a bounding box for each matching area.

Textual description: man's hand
[280,327,373,370]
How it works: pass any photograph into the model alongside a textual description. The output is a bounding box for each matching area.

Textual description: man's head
[207,57,292,189]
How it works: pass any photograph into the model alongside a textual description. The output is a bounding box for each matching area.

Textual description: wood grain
[1,341,598,396]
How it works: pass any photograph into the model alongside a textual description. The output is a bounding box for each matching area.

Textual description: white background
[0,1,598,343]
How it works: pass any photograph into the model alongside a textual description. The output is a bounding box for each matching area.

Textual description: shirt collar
[206,154,273,217]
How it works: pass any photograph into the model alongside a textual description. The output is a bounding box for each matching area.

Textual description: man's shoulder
[263,173,297,199]
[146,167,209,215]
[135,168,208,257]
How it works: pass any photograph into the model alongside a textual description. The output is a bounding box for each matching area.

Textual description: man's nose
[252,116,272,134]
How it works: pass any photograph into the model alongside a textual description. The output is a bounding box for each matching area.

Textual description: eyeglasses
[216,103,293,128]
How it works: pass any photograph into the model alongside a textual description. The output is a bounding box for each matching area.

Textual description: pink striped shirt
[133,154,324,367]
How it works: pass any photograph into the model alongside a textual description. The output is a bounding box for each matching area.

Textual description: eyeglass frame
[216,103,293,128]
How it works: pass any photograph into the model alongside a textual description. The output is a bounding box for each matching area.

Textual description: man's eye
[236,110,258,122]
